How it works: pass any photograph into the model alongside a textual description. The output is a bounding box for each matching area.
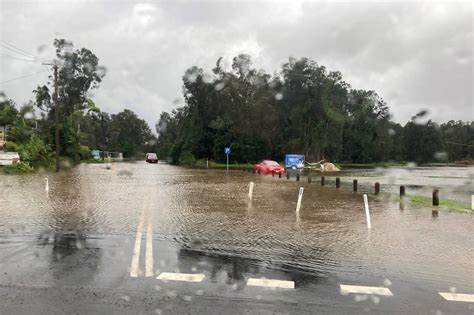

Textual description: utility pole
[101,113,105,161]
[53,64,60,172]
[43,60,60,172]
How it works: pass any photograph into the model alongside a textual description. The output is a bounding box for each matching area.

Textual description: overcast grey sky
[0,0,472,131]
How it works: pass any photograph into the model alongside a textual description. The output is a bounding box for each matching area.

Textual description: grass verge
[195,159,254,170]
[409,195,471,214]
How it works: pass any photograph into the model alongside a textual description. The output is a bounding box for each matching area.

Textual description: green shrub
[79,145,91,160]
[179,150,196,166]
[7,135,54,169]
[3,161,34,174]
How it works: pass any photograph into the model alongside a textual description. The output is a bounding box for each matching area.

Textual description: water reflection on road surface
[0,162,472,292]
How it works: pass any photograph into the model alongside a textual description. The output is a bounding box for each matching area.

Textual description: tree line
[1,41,472,172]
[156,55,473,165]
[0,39,155,172]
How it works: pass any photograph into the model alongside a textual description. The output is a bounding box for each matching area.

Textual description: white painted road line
[247,278,295,289]
[145,219,154,277]
[129,211,145,277]
[439,292,474,303]
[340,285,393,296]
[157,272,206,282]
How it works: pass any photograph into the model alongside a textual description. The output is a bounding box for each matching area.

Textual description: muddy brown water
[0,162,472,291]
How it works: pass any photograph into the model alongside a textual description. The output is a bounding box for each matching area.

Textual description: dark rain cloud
[0,1,472,130]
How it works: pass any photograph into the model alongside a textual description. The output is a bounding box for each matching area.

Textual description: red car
[254,160,285,175]
[145,153,158,163]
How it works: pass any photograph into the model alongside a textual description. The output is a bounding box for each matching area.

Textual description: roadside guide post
[296,187,304,212]
[248,182,254,199]
[224,147,231,172]
[363,194,372,229]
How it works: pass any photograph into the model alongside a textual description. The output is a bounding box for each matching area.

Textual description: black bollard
[353,179,358,192]
[296,174,300,181]
[399,185,406,210]
[279,172,282,179]
[287,173,290,180]
[375,182,380,195]
[433,189,439,206]
[336,177,340,188]
[321,176,325,186]
[308,176,312,183]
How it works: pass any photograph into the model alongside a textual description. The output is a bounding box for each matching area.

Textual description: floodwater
[332,166,474,203]
[0,162,473,293]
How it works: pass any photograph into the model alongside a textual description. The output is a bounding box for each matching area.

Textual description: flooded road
[333,166,474,203]
[0,162,473,314]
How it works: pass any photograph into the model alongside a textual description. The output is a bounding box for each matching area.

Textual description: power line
[0,69,49,84]
[0,40,51,63]
[0,53,37,63]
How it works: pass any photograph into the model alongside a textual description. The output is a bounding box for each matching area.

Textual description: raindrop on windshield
[383,279,392,286]
[214,82,225,91]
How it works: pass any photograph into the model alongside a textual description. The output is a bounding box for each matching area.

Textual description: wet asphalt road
[0,162,473,314]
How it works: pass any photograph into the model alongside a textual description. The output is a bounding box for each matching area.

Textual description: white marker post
[248,182,254,199]
[296,187,304,212]
[224,147,231,173]
[363,194,372,229]
[45,176,49,193]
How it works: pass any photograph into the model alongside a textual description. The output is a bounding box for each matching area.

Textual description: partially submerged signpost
[224,147,231,172]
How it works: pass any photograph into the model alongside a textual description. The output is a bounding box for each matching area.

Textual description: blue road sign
[285,154,304,168]
[224,147,231,155]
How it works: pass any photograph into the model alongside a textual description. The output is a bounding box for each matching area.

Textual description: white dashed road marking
[145,219,154,277]
[129,210,145,278]
[439,292,474,303]
[247,278,295,289]
[157,272,206,282]
[340,285,393,296]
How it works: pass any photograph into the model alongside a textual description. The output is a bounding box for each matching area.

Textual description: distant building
[91,149,123,161]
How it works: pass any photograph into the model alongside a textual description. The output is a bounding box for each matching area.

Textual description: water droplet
[214,82,225,91]
[202,73,214,83]
[166,290,177,299]
[434,151,448,162]
[370,295,380,304]
[182,295,192,302]
[354,294,368,302]
[120,295,131,302]
[383,279,392,286]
